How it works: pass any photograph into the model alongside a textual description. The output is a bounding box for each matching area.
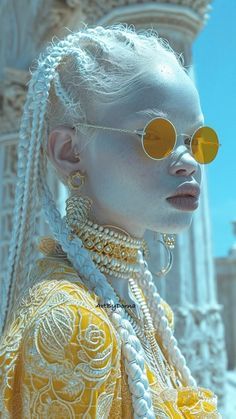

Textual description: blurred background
[194,3,236,414]
[194,0,236,259]
[0,0,235,416]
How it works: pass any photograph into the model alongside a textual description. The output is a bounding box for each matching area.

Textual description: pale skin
[47,51,204,306]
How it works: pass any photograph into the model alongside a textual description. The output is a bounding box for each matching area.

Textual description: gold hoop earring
[151,232,176,278]
[67,170,85,191]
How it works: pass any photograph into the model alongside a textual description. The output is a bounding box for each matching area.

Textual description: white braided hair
[3,24,197,417]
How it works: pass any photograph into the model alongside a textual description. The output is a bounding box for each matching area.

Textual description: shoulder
[3,255,120,367]
[27,256,120,346]
[19,275,121,397]
[23,278,120,367]
[0,257,121,416]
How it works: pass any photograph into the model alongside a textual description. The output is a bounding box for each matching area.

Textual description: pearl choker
[65,195,148,279]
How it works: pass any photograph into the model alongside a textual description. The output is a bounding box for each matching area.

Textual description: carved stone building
[0,0,228,414]
[215,221,236,416]
[216,221,236,371]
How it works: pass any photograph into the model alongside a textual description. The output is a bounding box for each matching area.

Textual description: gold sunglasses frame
[73,117,221,164]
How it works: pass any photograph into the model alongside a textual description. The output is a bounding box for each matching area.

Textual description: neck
[82,186,146,238]
[89,205,146,238]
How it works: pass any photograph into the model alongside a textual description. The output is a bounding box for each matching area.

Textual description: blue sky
[193,0,236,257]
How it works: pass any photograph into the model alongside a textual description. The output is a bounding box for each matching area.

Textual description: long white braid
[4,34,98,324]
[39,157,155,418]
[3,42,74,326]
[136,252,197,387]
[3,70,45,326]
[53,71,79,120]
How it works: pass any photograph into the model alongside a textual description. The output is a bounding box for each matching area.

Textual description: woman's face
[77,53,204,237]
[49,52,204,238]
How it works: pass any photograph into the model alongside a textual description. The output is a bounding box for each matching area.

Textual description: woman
[0,24,221,418]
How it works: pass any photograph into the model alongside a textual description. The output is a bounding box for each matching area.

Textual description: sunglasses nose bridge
[173,134,191,152]
[177,133,190,142]
[171,134,200,167]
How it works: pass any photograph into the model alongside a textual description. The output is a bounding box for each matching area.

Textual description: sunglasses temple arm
[74,122,139,136]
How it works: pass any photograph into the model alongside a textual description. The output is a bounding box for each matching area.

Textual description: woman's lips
[166,195,199,211]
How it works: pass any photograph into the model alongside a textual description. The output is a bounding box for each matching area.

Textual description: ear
[47,126,81,179]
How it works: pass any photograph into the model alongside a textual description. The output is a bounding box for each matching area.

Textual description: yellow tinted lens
[191,127,219,164]
[142,118,176,159]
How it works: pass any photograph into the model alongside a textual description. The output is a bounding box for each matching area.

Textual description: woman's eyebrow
[124,109,205,133]
[131,108,168,120]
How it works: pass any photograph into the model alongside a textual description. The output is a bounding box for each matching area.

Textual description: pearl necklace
[65,195,149,279]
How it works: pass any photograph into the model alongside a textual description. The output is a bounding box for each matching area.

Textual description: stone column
[215,221,236,371]
[78,0,227,410]
[215,222,236,416]
[0,68,29,330]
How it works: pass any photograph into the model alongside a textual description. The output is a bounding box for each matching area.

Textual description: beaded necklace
[65,195,149,279]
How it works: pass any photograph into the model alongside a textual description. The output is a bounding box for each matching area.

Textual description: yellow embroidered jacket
[0,239,221,418]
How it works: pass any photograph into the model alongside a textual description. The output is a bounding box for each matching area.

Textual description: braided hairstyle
[3,23,196,417]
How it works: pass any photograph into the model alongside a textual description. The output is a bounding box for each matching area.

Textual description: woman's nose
[168,147,199,177]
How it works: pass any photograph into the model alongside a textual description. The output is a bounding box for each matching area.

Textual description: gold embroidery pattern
[0,247,222,418]
[0,260,120,418]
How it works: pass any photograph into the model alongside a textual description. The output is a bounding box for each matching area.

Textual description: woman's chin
[151,216,193,234]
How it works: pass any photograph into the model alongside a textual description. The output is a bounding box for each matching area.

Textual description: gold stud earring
[67,170,85,191]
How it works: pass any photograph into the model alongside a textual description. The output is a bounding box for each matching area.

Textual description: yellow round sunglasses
[73,117,221,164]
